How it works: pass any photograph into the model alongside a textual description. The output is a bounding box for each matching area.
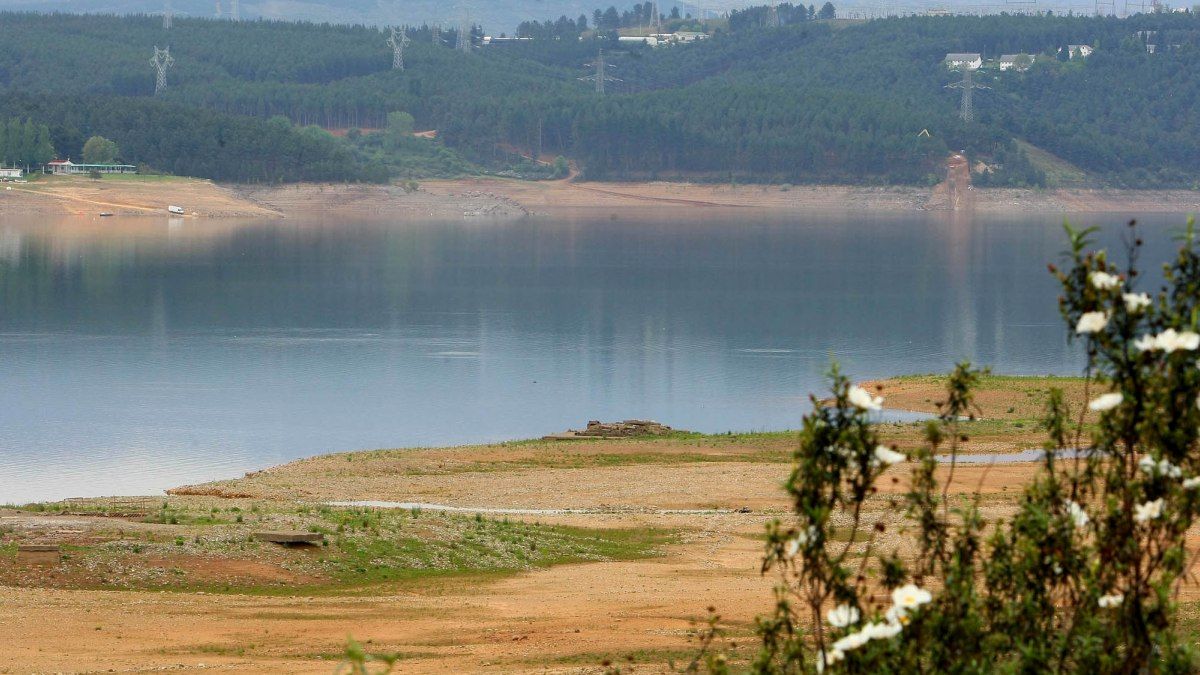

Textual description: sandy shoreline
[8,375,1200,673]
[4,175,1200,220]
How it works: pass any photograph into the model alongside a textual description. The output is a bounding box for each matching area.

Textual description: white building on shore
[45,159,137,175]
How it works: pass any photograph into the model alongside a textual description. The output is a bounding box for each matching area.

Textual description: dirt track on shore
[7,175,1200,221]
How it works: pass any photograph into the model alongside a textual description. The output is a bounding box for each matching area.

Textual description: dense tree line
[2,10,1199,185]
[0,118,55,168]
[0,93,386,182]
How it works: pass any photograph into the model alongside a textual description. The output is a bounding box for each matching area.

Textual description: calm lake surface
[0,210,1189,503]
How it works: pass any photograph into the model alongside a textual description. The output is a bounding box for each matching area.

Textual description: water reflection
[0,211,1189,503]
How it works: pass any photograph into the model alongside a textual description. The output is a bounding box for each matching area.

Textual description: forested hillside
[1,10,1198,186]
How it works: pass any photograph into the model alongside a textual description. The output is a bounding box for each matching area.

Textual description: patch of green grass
[541,646,702,667]
[443,450,792,474]
[4,502,676,597]
[326,510,674,588]
[1013,139,1094,189]
[74,173,186,183]
[890,373,1085,387]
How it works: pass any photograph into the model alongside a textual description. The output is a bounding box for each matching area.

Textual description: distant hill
[2,10,1199,187]
[0,0,659,33]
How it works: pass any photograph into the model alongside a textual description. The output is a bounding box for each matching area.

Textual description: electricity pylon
[387,26,411,70]
[580,49,620,94]
[945,66,989,122]
[456,17,471,52]
[163,0,173,29]
[231,0,239,20]
[151,45,175,95]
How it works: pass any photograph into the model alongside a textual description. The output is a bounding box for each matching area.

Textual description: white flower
[862,620,903,640]
[1133,498,1164,523]
[827,604,861,628]
[784,525,817,558]
[1090,271,1122,290]
[1184,477,1200,490]
[892,584,933,611]
[885,605,910,626]
[1160,459,1182,478]
[1064,500,1089,529]
[1139,455,1181,478]
[873,445,906,467]
[1076,311,1110,335]
[815,648,844,673]
[1139,328,1200,353]
[1124,292,1152,312]
[832,630,871,653]
[1163,329,1200,352]
[1134,334,1158,351]
[1138,455,1158,475]
[1098,593,1124,608]
[1088,392,1123,412]
[847,385,883,411]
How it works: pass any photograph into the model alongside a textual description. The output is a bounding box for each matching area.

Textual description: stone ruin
[543,419,676,440]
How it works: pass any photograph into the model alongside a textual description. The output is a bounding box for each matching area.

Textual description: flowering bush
[746,220,1200,673]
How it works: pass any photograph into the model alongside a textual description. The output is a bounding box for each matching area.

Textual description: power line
[456,14,471,52]
[150,45,175,95]
[580,49,621,94]
[387,26,411,70]
[944,66,989,122]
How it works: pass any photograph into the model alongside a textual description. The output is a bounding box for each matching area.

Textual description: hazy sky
[0,0,1165,32]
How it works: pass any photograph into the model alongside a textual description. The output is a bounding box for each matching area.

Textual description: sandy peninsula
[8,374,1191,674]
[5,174,1200,220]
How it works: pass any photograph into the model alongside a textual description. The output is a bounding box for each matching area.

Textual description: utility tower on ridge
[163,0,173,29]
[151,45,175,95]
[580,49,620,94]
[945,67,989,123]
[215,0,222,17]
[456,17,471,52]
[231,0,240,20]
[387,26,411,70]
[768,1,782,26]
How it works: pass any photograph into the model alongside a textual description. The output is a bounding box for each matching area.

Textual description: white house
[998,53,1035,71]
[0,167,22,179]
[618,35,659,46]
[1065,44,1094,59]
[482,36,534,45]
[945,53,982,70]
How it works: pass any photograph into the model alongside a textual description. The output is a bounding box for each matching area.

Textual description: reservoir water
[0,211,1189,503]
